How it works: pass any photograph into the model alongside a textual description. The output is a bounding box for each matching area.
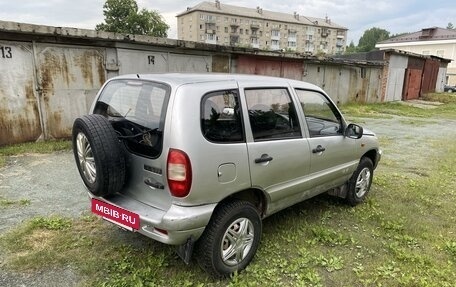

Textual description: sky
[0,0,455,45]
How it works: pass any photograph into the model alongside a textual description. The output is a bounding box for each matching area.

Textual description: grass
[1,95,456,286]
[0,139,71,168]
[0,197,31,208]
[340,92,456,119]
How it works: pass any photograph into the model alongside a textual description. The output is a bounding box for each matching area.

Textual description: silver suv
[72,73,381,276]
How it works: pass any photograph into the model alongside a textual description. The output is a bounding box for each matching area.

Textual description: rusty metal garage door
[117,49,211,74]
[236,55,303,80]
[421,59,439,94]
[0,41,42,146]
[35,45,106,139]
[403,69,422,100]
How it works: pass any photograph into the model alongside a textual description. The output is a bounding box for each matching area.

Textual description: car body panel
[81,73,381,246]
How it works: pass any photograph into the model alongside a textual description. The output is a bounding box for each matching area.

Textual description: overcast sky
[0,0,454,44]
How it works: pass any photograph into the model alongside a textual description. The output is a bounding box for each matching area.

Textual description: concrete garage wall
[302,64,382,104]
[0,21,387,146]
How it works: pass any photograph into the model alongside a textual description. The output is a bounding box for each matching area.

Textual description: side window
[295,89,342,137]
[201,90,244,143]
[245,88,301,141]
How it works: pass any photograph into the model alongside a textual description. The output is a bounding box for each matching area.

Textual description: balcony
[205,33,216,45]
[271,44,280,50]
[271,31,280,41]
[336,40,344,47]
[205,38,217,45]
[288,36,297,42]
[250,23,260,30]
[337,34,345,39]
[206,29,215,34]
[251,43,260,49]
[230,23,239,28]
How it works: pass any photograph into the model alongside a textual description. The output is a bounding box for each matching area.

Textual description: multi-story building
[177,0,348,55]
[376,27,456,85]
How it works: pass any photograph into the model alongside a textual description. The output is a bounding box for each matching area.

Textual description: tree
[96,0,169,37]
[447,22,454,29]
[357,27,390,52]
[345,40,357,54]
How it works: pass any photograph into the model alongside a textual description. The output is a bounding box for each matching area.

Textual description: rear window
[94,79,170,158]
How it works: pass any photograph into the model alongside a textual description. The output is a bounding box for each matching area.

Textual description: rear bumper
[88,193,216,245]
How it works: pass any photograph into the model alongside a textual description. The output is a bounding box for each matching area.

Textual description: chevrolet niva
[72,73,381,277]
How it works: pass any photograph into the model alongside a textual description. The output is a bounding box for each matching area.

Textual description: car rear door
[239,83,311,215]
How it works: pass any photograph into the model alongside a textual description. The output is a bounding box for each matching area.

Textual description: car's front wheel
[195,200,262,277]
[346,157,374,206]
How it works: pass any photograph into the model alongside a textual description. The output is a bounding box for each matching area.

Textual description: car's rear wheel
[346,157,373,206]
[72,114,126,197]
[195,200,262,277]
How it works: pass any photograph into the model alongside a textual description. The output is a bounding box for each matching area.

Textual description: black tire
[72,114,126,197]
[195,200,262,277]
[346,157,374,206]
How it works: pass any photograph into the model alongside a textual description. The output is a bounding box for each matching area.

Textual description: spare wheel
[72,114,126,196]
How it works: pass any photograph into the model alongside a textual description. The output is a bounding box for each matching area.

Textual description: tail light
[167,149,192,197]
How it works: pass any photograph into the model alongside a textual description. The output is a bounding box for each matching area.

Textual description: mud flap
[176,236,195,264]
[327,184,348,198]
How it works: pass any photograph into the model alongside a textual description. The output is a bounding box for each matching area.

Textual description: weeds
[0,139,71,168]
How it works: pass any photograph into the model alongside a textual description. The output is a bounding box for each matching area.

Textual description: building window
[422,50,430,55]
[225,27,228,33]
[246,29,249,35]
[436,50,444,57]
[240,29,243,34]
[224,17,228,22]
[200,24,203,29]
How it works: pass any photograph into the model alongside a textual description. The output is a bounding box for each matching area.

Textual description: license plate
[91,199,140,230]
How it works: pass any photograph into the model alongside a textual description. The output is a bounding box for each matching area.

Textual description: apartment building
[376,27,456,85]
[177,1,348,55]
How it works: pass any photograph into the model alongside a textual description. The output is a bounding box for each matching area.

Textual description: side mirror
[345,123,363,139]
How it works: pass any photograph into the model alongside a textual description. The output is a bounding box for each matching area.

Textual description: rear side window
[245,88,301,141]
[201,90,244,143]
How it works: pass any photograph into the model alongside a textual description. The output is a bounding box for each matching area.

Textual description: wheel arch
[218,188,268,218]
[362,149,379,169]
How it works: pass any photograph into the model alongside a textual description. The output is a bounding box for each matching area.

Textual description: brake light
[167,149,192,197]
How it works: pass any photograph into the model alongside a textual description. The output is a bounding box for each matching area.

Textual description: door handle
[255,154,273,163]
[312,145,326,153]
